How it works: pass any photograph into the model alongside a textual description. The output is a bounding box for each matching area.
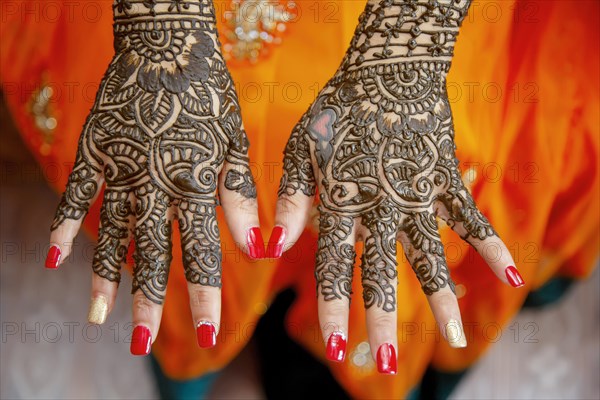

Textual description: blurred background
[1,0,599,399]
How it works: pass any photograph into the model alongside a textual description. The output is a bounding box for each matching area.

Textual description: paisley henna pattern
[279,0,496,311]
[278,116,317,197]
[360,201,399,312]
[179,200,222,287]
[315,208,356,302]
[51,0,255,304]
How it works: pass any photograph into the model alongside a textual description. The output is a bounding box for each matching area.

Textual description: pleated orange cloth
[1,0,598,397]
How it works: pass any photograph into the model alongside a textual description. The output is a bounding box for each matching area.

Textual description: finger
[47,120,104,269]
[130,190,174,356]
[179,201,222,348]
[218,101,264,259]
[272,121,316,258]
[315,208,356,362]
[360,204,399,375]
[429,288,466,348]
[436,183,524,287]
[88,190,135,325]
[399,213,466,348]
[219,159,263,259]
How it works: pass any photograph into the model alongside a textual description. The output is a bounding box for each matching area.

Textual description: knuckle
[320,302,349,322]
[370,312,396,331]
[223,194,257,213]
[189,287,217,309]
[133,295,156,317]
[277,194,303,212]
[320,320,345,334]
[432,291,458,308]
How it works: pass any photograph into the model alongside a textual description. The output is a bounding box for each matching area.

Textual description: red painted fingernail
[130,326,152,356]
[505,266,524,288]
[266,226,286,258]
[45,245,61,269]
[196,322,216,348]
[246,227,265,259]
[326,331,347,362]
[377,343,397,375]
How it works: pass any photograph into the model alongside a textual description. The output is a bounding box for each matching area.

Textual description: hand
[46,0,264,354]
[273,0,524,373]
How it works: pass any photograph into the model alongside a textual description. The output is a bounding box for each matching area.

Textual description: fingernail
[376,343,397,374]
[246,227,265,259]
[130,326,152,356]
[88,296,108,325]
[505,266,525,287]
[45,245,61,269]
[326,331,347,362]
[196,321,217,348]
[266,226,286,258]
[445,319,467,348]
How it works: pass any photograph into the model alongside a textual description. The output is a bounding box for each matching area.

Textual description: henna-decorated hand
[273,0,524,373]
[46,0,264,354]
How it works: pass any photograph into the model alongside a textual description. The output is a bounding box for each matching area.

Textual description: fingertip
[444,319,467,348]
[326,331,347,363]
[246,227,266,259]
[89,272,120,324]
[274,193,313,255]
[187,284,221,348]
[131,325,152,356]
[196,321,217,348]
[376,343,397,375]
[45,245,62,269]
[425,288,467,348]
[505,265,525,288]
[266,226,286,259]
[88,295,109,325]
[131,290,164,355]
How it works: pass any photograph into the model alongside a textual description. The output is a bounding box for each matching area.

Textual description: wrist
[110,0,225,95]
[112,0,218,38]
[341,0,471,71]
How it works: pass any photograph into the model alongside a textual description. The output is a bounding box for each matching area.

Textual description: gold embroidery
[27,81,57,156]
[221,0,295,63]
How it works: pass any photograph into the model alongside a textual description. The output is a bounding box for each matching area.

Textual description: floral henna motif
[51,0,255,305]
[279,0,496,311]
[224,169,257,199]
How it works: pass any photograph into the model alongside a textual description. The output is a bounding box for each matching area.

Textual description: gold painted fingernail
[445,319,467,348]
[88,296,108,325]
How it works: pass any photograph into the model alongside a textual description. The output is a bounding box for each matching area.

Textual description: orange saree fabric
[2,0,598,397]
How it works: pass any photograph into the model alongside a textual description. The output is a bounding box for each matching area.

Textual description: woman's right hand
[272,0,524,373]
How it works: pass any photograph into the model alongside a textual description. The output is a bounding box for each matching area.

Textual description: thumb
[47,123,104,269]
[219,160,263,259]
[269,123,316,258]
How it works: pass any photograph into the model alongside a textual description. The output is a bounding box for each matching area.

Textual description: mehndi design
[279,0,497,311]
[51,0,255,304]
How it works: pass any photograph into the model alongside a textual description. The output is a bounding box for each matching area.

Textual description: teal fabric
[149,355,219,400]
[406,385,420,400]
[523,277,575,308]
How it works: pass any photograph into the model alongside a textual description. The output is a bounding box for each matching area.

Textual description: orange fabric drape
[1,1,598,398]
